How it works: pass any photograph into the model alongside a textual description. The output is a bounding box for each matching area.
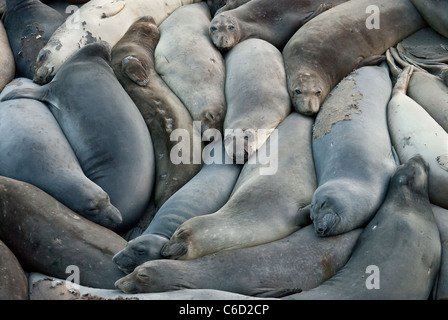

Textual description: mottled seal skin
[223,38,291,162]
[4,0,65,79]
[282,0,426,116]
[155,2,226,132]
[161,113,317,260]
[111,16,201,209]
[432,205,448,300]
[411,0,448,38]
[210,0,348,51]
[286,155,441,300]
[116,225,362,297]
[0,176,127,289]
[113,139,242,274]
[2,42,155,234]
[0,78,121,229]
[0,21,15,92]
[215,0,252,15]
[0,240,28,300]
[310,64,397,237]
[388,66,448,209]
[33,0,202,84]
[29,273,266,300]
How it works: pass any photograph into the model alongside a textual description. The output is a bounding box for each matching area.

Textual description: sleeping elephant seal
[0,176,127,289]
[0,240,28,300]
[432,205,448,300]
[4,0,65,79]
[0,78,121,229]
[113,139,242,274]
[161,112,317,260]
[115,225,362,297]
[410,0,448,38]
[210,0,348,51]
[155,2,226,132]
[0,21,14,92]
[223,38,291,162]
[282,0,426,115]
[310,64,397,237]
[286,155,441,300]
[1,42,155,233]
[388,66,448,209]
[33,0,202,84]
[111,16,201,209]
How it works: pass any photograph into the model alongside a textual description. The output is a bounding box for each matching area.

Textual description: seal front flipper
[295,204,312,227]
[1,85,49,103]
[97,0,126,19]
[250,288,302,298]
[303,3,333,24]
[121,55,149,86]
[356,55,386,68]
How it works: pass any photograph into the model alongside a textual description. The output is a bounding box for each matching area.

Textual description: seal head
[209,13,240,50]
[289,70,328,116]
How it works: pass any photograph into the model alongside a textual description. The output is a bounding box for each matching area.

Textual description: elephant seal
[33,0,202,84]
[410,0,448,38]
[388,66,448,209]
[311,64,397,237]
[29,273,265,300]
[0,240,28,300]
[0,21,14,92]
[161,112,317,260]
[155,2,226,132]
[215,0,252,15]
[286,155,441,300]
[116,225,362,297]
[432,205,448,300]
[111,16,201,209]
[210,0,348,51]
[1,42,155,233]
[4,0,65,79]
[282,0,426,116]
[223,38,291,162]
[113,139,242,274]
[0,176,127,289]
[0,78,121,229]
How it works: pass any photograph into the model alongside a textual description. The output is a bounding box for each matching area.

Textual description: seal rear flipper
[121,55,149,86]
[250,288,302,298]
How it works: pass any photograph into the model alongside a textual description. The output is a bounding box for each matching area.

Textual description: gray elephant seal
[1,42,155,234]
[411,0,448,38]
[210,0,348,50]
[0,78,122,229]
[113,139,242,274]
[115,225,362,297]
[111,16,201,209]
[282,0,426,115]
[223,38,291,162]
[310,64,397,236]
[155,2,226,132]
[432,205,448,300]
[0,240,28,300]
[0,176,127,289]
[4,0,65,79]
[162,112,316,260]
[286,155,441,300]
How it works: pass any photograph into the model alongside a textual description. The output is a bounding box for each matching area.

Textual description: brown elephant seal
[432,205,448,300]
[0,78,122,229]
[215,0,252,15]
[4,0,65,79]
[282,0,426,116]
[223,38,291,162]
[0,21,15,92]
[411,0,448,38]
[210,0,348,51]
[1,41,156,234]
[286,155,441,300]
[115,225,362,297]
[111,16,201,209]
[310,64,397,236]
[161,112,317,260]
[388,66,448,209]
[155,2,226,132]
[0,176,127,289]
[0,240,28,300]
[112,139,242,274]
